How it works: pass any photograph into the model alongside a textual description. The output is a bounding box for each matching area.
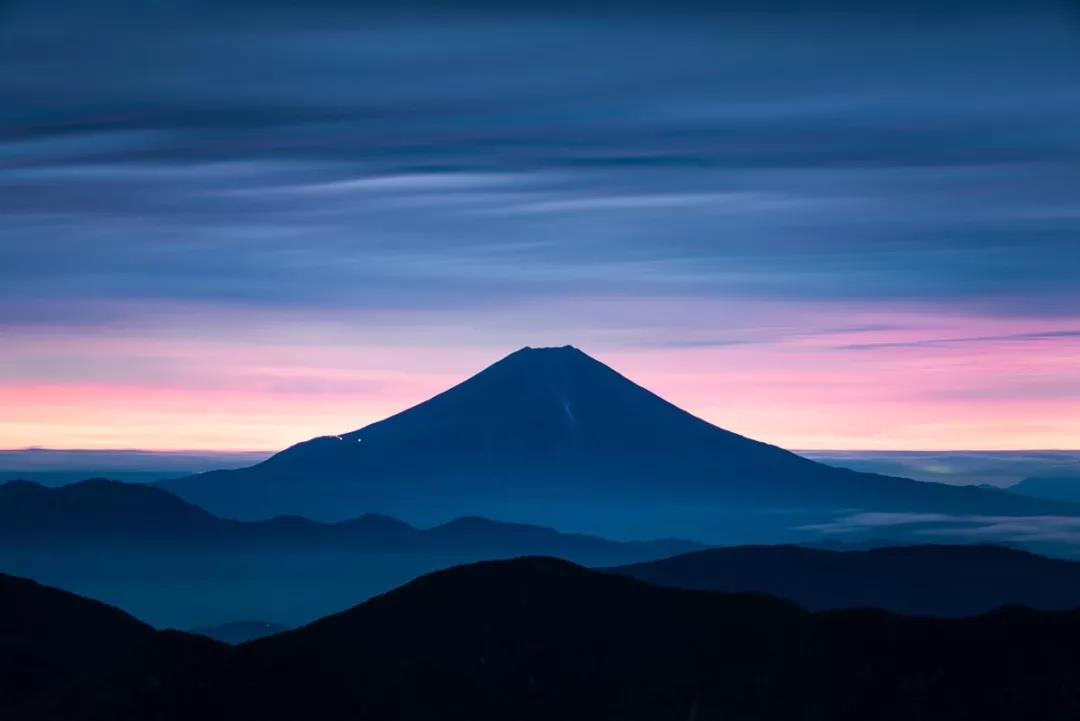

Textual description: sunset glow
[3,303,1077,451]
[3,1,1078,453]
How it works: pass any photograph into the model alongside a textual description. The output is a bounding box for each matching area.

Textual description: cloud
[2,0,1080,450]
[803,511,1080,546]
[835,330,1080,351]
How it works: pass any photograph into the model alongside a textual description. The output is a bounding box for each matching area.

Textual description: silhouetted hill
[189,621,289,644]
[0,572,153,713]
[35,630,232,721]
[160,347,1077,541]
[0,478,222,542]
[1011,475,1080,504]
[0,478,699,561]
[421,516,694,558]
[13,558,1080,720]
[608,544,1080,616]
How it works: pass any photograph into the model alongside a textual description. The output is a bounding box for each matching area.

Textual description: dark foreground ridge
[608,543,1080,616]
[0,572,154,713]
[7,556,1080,720]
[189,621,290,645]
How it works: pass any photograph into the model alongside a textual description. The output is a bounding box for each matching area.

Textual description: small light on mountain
[357,438,363,443]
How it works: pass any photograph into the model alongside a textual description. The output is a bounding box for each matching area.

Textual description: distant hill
[189,621,289,645]
[1010,476,1080,504]
[160,346,1078,542]
[0,448,269,472]
[607,544,1080,616]
[0,478,699,562]
[0,478,222,542]
[11,558,1080,720]
[0,448,270,487]
[0,478,701,629]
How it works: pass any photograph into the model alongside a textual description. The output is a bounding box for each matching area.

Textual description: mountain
[0,478,223,542]
[161,346,1077,541]
[0,572,154,714]
[0,478,700,558]
[0,478,702,629]
[1011,475,1080,504]
[189,621,289,644]
[608,544,1080,616]
[12,558,1080,721]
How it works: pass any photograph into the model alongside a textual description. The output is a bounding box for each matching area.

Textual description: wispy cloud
[2,0,1079,449]
[835,330,1080,351]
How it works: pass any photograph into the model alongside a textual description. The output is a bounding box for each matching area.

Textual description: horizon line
[4,446,1080,455]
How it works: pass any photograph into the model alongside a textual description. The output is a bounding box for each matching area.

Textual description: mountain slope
[0,572,154,713]
[161,346,1077,538]
[1011,475,1080,504]
[608,544,1080,616]
[189,621,289,644]
[14,558,1080,721]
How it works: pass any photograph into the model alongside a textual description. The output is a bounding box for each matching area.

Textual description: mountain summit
[274,345,786,466]
[161,347,1073,540]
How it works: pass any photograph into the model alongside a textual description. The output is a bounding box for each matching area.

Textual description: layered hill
[10,558,1080,721]
[0,478,697,561]
[161,346,1076,540]
[609,544,1080,616]
[0,477,701,628]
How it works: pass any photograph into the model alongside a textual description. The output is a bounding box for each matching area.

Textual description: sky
[2,0,1079,452]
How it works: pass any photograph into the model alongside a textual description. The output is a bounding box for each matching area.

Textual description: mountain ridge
[11,557,1080,720]
[189,621,289,645]
[0,478,699,560]
[1010,475,1080,504]
[607,543,1080,616]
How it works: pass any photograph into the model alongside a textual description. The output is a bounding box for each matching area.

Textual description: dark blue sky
[2,0,1079,450]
